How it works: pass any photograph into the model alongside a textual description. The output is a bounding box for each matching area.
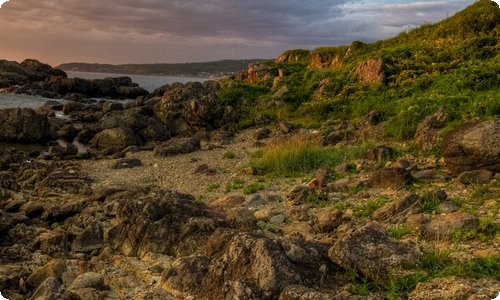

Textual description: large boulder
[106,189,223,258]
[0,108,51,142]
[355,59,386,84]
[441,119,500,175]
[328,222,422,282]
[198,229,333,300]
[415,107,448,151]
[152,81,231,136]
[153,137,200,157]
[90,127,138,151]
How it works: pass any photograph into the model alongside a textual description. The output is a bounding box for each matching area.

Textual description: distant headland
[56,59,270,78]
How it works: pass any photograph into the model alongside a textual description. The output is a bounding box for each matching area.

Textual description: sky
[0,0,475,66]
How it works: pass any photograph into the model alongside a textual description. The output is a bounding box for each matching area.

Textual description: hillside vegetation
[219,0,500,143]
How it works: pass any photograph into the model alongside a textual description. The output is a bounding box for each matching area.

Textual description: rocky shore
[1,60,500,299]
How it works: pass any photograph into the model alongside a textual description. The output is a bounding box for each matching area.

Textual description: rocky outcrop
[89,127,138,151]
[328,222,423,282]
[441,119,500,175]
[355,59,386,84]
[0,108,51,142]
[153,81,234,136]
[415,107,448,151]
[1,59,148,99]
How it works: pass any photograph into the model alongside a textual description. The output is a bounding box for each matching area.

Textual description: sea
[0,71,203,152]
[0,71,203,110]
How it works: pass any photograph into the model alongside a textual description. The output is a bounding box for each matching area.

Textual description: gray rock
[441,119,500,176]
[457,169,493,184]
[0,108,51,142]
[112,158,142,169]
[424,212,479,239]
[328,222,422,282]
[72,221,104,253]
[153,137,200,157]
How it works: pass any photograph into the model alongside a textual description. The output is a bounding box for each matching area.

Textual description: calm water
[0,72,203,110]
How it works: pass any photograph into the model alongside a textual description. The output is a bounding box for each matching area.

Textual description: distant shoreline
[57,59,270,78]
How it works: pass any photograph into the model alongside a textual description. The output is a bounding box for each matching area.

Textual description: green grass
[225,177,245,192]
[207,183,220,192]
[387,226,413,239]
[243,182,265,195]
[223,151,236,159]
[254,133,368,177]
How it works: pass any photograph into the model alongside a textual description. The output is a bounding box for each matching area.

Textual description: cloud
[0,0,473,65]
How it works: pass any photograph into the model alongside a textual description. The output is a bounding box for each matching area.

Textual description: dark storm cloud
[0,0,473,64]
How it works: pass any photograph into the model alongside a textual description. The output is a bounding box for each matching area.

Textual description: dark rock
[457,169,493,184]
[30,277,69,300]
[254,128,271,140]
[161,256,211,293]
[153,137,200,157]
[198,228,333,300]
[112,158,142,169]
[364,145,394,163]
[441,119,500,176]
[0,108,51,142]
[72,221,104,253]
[368,167,412,189]
[328,222,422,282]
[57,124,78,141]
[106,190,223,257]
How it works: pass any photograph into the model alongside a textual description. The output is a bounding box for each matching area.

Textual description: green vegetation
[222,151,236,159]
[387,225,413,239]
[207,183,220,192]
[217,0,500,143]
[225,177,245,193]
[243,182,265,195]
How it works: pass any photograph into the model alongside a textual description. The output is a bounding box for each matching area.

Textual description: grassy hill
[218,0,500,143]
[57,59,269,78]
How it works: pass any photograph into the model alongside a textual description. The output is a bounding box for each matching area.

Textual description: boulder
[441,119,500,176]
[328,222,422,282]
[90,127,138,151]
[153,137,200,157]
[26,259,67,288]
[415,107,448,151]
[198,228,333,300]
[0,108,51,142]
[373,194,420,223]
[355,59,386,84]
[368,167,412,189]
[72,221,104,252]
[424,211,479,239]
[457,169,493,184]
[97,109,150,133]
[106,189,222,257]
[153,81,231,136]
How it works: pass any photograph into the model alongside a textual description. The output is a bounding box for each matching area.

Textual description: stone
[26,259,67,288]
[112,158,142,169]
[69,272,104,290]
[415,107,448,151]
[328,222,422,282]
[424,211,479,239]
[153,137,201,157]
[161,256,210,293]
[441,119,500,176]
[408,276,500,300]
[72,221,104,253]
[373,194,420,223]
[0,108,51,142]
[314,207,344,232]
[90,127,138,151]
[368,167,412,189]
[355,59,386,84]
[457,169,493,184]
[30,277,68,300]
[210,195,245,209]
[254,127,271,140]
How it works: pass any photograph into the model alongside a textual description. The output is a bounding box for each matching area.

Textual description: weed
[225,177,245,192]
[243,182,265,194]
[304,190,327,207]
[207,183,220,192]
[353,197,387,218]
[191,198,206,206]
[387,226,413,239]
[223,151,236,159]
